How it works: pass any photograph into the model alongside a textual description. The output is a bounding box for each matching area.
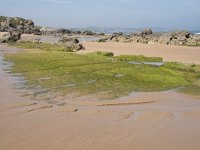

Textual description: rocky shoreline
[99,29,200,46]
[1,16,200,47]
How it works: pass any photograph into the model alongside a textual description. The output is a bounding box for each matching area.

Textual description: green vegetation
[114,55,163,62]
[93,51,114,57]
[5,42,200,99]
[180,85,200,96]
[0,16,7,22]
[10,42,67,51]
[10,17,25,26]
[10,42,81,52]
[0,16,26,26]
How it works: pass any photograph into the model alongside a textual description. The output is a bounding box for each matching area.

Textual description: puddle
[115,74,124,78]
[78,36,101,42]
[129,61,164,67]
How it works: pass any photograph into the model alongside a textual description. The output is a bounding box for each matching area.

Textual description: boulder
[0,31,21,43]
[60,36,79,44]
[64,43,84,52]
[59,36,84,52]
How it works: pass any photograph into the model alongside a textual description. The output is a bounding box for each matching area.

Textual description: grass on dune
[5,42,200,99]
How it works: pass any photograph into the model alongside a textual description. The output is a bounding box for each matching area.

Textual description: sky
[0,0,200,30]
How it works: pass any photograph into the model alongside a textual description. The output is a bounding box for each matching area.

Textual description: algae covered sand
[5,42,200,99]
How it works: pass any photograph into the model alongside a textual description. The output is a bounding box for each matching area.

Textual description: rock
[98,38,108,42]
[157,31,192,46]
[40,27,55,35]
[0,16,41,35]
[60,36,79,44]
[81,30,96,36]
[113,32,123,36]
[72,30,81,35]
[60,36,84,52]
[134,28,153,37]
[98,33,105,36]
[26,19,34,26]
[104,33,133,43]
[64,43,84,52]
[131,29,200,46]
[132,29,153,43]
[55,29,72,35]
[0,31,21,43]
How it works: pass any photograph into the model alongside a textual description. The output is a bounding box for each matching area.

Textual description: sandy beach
[1,43,200,150]
[80,42,200,64]
[1,0,200,148]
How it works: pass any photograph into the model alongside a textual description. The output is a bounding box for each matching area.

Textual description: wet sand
[80,42,200,64]
[1,44,200,150]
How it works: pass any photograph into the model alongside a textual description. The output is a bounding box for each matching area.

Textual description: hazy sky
[0,0,199,30]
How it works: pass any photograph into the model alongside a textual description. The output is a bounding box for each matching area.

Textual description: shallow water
[78,36,101,42]
[128,61,164,67]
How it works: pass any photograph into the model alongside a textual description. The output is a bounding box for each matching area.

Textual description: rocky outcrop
[98,32,133,43]
[131,29,200,46]
[0,16,41,35]
[132,28,154,44]
[59,36,84,52]
[98,29,200,46]
[0,31,21,43]
[40,27,96,37]
[81,30,96,36]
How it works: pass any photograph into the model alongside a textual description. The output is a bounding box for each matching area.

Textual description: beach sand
[80,42,200,64]
[1,43,200,150]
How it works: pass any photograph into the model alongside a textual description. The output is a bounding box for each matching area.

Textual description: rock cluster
[59,36,84,52]
[0,16,41,35]
[99,29,200,46]
[0,31,21,43]
[98,32,133,43]
[40,27,97,37]
[132,29,200,46]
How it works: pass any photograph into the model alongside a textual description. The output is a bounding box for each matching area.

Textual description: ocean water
[191,31,200,34]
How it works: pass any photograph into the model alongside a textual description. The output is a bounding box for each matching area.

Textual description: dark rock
[55,29,72,35]
[0,31,21,43]
[60,36,79,44]
[81,30,96,36]
[113,32,123,36]
[73,30,82,35]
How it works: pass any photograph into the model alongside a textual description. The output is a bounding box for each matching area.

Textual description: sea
[191,31,200,35]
